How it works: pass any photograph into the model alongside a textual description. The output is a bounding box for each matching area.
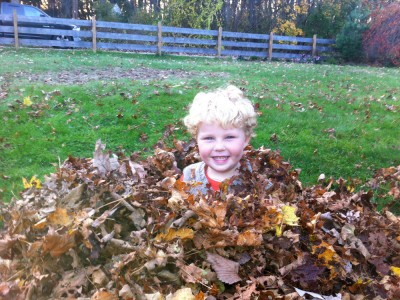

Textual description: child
[181,85,257,194]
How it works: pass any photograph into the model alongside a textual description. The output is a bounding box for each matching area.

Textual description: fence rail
[0,14,336,59]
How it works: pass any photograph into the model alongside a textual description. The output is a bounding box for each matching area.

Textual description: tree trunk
[72,0,78,18]
[61,0,72,18]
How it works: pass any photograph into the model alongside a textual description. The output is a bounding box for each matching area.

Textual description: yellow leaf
[155,228,194,242]
[47,208,73,227]
[312,241,338,264]
[347,185,355,193]
[275,224,283,237]
[22,177,31,188]
[30,176,42,188]
[23,176,41,189]
[23,96,32,106]
[390,266,400,277]
[282,205,299,226]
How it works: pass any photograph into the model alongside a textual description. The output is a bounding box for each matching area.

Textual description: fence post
[13,9,19,49]
[92,16,97,53]
[157,21,162,55]
[312,34,317,57]
[268,32,273,61]
[217,27,222,57]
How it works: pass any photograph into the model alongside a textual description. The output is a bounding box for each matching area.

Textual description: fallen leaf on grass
[23,96,32,106]
[22,176,42,189]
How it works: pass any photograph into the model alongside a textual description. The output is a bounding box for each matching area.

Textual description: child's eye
[202,136,214,141]
[226,135,236,139]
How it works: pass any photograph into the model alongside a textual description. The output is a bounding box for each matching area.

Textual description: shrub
[336,7,369,62]
[362,3,400,66]
[93,0,124,22]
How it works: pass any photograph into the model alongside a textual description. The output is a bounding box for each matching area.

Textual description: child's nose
[214,140,226,151]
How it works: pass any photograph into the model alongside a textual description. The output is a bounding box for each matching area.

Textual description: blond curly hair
[183,85,257,137]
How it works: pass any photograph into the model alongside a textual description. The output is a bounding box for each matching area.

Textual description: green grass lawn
[0,47,399,208]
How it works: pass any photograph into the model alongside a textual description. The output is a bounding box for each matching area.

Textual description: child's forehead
[198,122,244,132]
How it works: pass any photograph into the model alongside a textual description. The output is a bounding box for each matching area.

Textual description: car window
[23,6,46,17]
[2,5,24,15]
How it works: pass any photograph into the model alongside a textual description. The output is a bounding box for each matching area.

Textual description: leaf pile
[0,138,399,300]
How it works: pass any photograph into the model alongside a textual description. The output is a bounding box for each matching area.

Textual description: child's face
[196,122,250,181]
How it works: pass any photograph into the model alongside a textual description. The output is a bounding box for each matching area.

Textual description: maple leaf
[206,252,241,284]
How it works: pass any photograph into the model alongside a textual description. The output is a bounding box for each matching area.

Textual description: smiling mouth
[213,156,229,161]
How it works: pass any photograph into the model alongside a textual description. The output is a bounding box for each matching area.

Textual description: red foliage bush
[363,3,400,66]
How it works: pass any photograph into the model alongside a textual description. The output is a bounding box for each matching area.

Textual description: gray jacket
[181,161,273,196]
[181,162,209,195]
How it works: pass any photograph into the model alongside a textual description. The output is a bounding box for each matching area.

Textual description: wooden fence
[0,14,336,60]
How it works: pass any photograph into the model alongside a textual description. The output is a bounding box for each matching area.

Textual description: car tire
[52,35,73,48]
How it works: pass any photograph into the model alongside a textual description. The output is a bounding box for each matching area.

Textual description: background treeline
[12,0,400,65]
[17,0,395,37]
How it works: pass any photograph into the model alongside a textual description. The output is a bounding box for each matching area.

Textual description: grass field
[0,47,399,208]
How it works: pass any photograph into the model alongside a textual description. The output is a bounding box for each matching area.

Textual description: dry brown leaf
[236,229,263,246]
[0,236,17,260]
[93,139,120,177]
[47,207,73,227]
[155,228,194,242]
[178,262,205,284]
[1,139,399,299]
[91,290,119,300]
[42,230,76,257]
[206,252,241,284]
